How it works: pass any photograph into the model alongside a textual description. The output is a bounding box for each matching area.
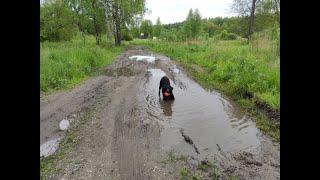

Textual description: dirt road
[40,46,279,179]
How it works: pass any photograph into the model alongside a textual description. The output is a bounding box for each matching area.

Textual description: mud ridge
[180,128,200,154]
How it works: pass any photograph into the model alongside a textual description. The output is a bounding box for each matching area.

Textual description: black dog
[159,76,175,100]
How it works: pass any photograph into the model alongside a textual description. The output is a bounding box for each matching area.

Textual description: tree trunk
[104,0,113,42]
[247,0,257,40]
[275,0,280,23]
[73,7,86,44]
[92,0,101,45]
[113,5,121,46]
[114,17,121,46]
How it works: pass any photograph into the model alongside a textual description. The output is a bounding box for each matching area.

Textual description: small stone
[59,119,70,130]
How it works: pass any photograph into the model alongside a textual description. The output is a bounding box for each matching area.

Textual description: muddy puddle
[143,68,262,159]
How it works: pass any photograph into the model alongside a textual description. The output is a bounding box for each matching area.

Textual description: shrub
[122,33,133,41]
[219,30,237,40]
[227,33,237,40]
[40,0,77,42]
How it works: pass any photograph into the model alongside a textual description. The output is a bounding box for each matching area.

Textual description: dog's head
[163,85,173,96]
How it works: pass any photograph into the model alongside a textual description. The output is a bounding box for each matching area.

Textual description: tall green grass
[40,35,124,92]
[131,29,280,140]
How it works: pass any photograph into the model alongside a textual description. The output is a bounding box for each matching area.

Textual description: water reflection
[159,99,174,117]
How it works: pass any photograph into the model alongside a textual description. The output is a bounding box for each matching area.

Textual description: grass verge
[40,34,124,93]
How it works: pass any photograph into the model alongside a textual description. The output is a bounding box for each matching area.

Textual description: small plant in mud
[197,160,220,180]
[180,167,202,180]
[168,150,176,162]
[180,167,190,178]
[209,168,219,180]
[166,150,187,163]
[229,175,238,180]
[197,160,214,172]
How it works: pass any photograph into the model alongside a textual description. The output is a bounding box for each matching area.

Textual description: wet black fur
[159,76,175,100]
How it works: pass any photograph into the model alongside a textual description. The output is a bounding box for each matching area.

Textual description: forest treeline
[40,0,279,45]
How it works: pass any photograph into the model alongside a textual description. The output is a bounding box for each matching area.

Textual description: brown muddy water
[143,67,262,159]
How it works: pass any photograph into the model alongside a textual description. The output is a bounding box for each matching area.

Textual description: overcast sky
[144,0,236,24]
[40,0,236,24]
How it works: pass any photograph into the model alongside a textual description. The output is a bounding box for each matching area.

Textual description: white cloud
[144,0,236,24]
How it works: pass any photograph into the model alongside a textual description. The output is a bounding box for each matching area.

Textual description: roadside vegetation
[40,0,146,93]
[40,34,124,92]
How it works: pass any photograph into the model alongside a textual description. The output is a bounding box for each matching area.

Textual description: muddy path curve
[40,46,279,180]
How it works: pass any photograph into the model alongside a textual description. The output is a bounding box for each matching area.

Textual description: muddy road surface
[40,46,279,179]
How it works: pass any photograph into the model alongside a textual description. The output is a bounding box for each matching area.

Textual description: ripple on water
[144,68,262,158]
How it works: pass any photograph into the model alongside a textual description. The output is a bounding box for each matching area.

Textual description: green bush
[227,33,237,40]
[40,0,77,42]
[220,30,229,39]
[122,33,133,41]
[218,30,237,40]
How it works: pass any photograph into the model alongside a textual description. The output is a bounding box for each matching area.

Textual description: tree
[103,0,146,46]
[64,0,106,45]
[183,9,193,38]
[140,20,153,38]
[64,0,88,43]
[88,0,105,45]
[231,0,279,39]
[41,0,77,41]
[153,17,162,37]
[183,8,202,39]
[192,9,202,38]
[204,21,216,37]
[231,0,262,40]
[247,0,257,40]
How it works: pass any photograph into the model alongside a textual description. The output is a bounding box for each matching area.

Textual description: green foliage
[153,17,163,37]
[203,22,217,37]
[166,150,187,162]
[180,167,190,179]
[40,0,77,41]
[140,20,153,38]
[40,35,124,92]
[228,33,237,40]
[122,33,133,41]
[229,175,238,180]
[183,8,202,39]
[219,30,237,40]
[143,5,279,41]
[130,27,140,38]
[220,30,229,39]
[121,28,133,41]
